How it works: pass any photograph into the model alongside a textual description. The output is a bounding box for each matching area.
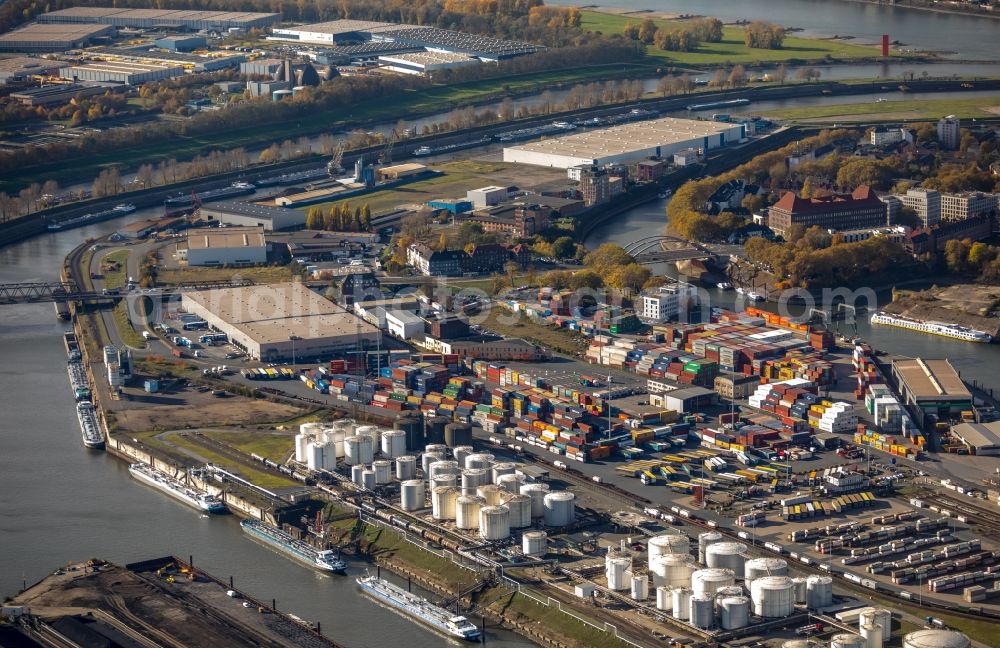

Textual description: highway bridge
[0,279,254,305]
[623,234,721,265]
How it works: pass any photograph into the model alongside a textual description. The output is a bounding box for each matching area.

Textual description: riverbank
[836,0,1000,20]
[883,284,1000,338]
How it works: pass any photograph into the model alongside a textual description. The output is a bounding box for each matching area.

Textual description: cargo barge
[128,463,227,513]
[414,136,492,156]
[870,312,992,343]
[76,401,105,449]
[46,204,135,232]
[67,362,91,401]
[356,574,481,641]
[163,182,255,207]
[64,332,81,362]
[240,519,346,572]
[254,168,329,187]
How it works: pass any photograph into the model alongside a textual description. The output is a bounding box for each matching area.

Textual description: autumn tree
[744,21,785,49]
[583,243,634,275]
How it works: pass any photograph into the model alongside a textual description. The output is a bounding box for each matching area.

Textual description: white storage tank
[479,505,510,541]
[361,468,376,490]
[461,468,491,496]
[464,452,494,470]
[705,542,747,578]
[520,483,549,518]
[689,593,714,629]
[606,556,631,591]
[698,531,723,564]
[372,459,392,485]
[431,485,459,520]
[491,461,517,483]
[806,575,833,609]
[306,441,335,471]
[429,460,460,478]
[351,464,364,485]
[452,445,474,466]
[396,455,417,481]
[431,474,458,489]
[631,574,649,601]
[477,484,505,505]
[345,435,374,465]
[543,491,576,527]
[355,425,380,444]
[522,530,548,557]
[744,557,788,584]
[719,596,750,630]
[503,494,532,528]
[791,577,808,604]
[380,430,407,459]
[456,495,484,530]
[648,533,691,569]
[299,422,323,437]
[902,630,971,648]
[691,568,735,597]
[713,585,743,602]
[862,624,884,648]
[672,587,692,620]
[750,576,795,618]
[425,443,448,456]
[831,634,867,648]
[782,642,822,648]
[651,554,695,589]
[400,480,425,511]
[859,608,891,644]
[497,473,525,494]
[294,433,312,462]
[421,451,444,475]
[656,586,672,611]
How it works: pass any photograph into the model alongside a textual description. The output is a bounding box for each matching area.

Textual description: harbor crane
[327,142,346,176]
[378,134,396,165]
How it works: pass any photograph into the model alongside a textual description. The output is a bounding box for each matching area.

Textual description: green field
[165,433,300,489]
[201,429,295,463]
[499,592,638,648]
[102,250,130,290]
[763,94,1000,121]
[581,11,883,65]
[156,264,294,286]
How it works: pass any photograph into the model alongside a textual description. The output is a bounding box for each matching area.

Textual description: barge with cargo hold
[46,204,135,232]
[76,401,105,449]
[163,182,255,207]
[240,519,346,572]
[128,463,227,513]
[67,362,91,401]
[870,312,992,343]
[356,574,481,641]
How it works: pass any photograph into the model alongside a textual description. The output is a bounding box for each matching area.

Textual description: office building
[767,186,888,236]
[897,188,941,227]
[940,192,997,222]
[579,167,610,207]
[937,115,961,150]
[639,283,698,323]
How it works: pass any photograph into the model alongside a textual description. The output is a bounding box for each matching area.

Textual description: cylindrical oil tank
[299,422,323,437]
[461,468,491,496]
[497,473,525,494]
[806,575,833,609]
[831,634,867,648]
[782,641,822,648]
[464,452,495,470]
[648,533,691,569]
[479,505,510,541]
[672,587,692,620]
[491,461,517,483]
[744,557,788,584]
[380,430,407,459]
[431,485,459,520]
[477,484,505,505]
[452,445,474,466]
[859,608,891,643]
[862,624,884,648]
[361,469,376,490]
[456,495,484,530]
[351,464,364,485]
[902,630,971,648]
[791,577,808,604]
[651,554,695,589]
[605,557,631,591]
[719,596,750,630]
[522,530,548,557]
[656,586,672,611]
[543,491,575,527]
[691,568,735,597]
[751,576,795,618]
[400,480,425,511]
[631,574,649,601]
[420,451,444,475]
[705,542,747,578]
[714,585,744,603]
[429,460,460,478]
[430,474,458,489]
[425,417,448,445]
[698,531,723,564]
[294,433,311,463]
[372,459,392,485]
[394,415,423,451]
[689,593,714,629]
[444,422,473,448]
[344,436,373,465]
[355,425,380,444]
[520,483,549,518]
[396,455,417,481]
[503,494,532,528]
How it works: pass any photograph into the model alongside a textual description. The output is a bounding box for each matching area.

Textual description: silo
[461,468,491,496]
[520,483,549,518]
[672,587,692,620]
[431,485,459,520]
[351,464,364,485]
[902,630,971,648]
[497,473,525,494]
[361,468,376,490]
[744,557,788,584]
[831,634,867,648]
[425,416,448,445]
[503,494,532,528]
[691,568,735,597]
[452,445,474,466]
[543,491,575,527]
[650,554,695,589]
[444,422,472,447]
[605,556,631,591]
[705,542,747,578]
[859,608,891,644]
[862,624,884,648]
[631,574,649,601]
[719,596,750,630]
[750,576,795,618]
[464,453,494,470]
[656,586,672,611]
[394,414,423,451]
[791,577,808,604]
[380,430,407,459]
[491,461,517,483]
[806,575,833,609]
[396,455,417,481]
[299,422,323,437]
[522,530,548,557]
[648,533,691,569]
[477,484,505,505]
[294,433,312,462]
[479,505,510,541]
[400,480,425,512]
[456,495,484,530]
[689,593,714,629]
[425,443,448,456]
[372,459,392,485]
[429,460,460,479]
[421,452,444,475]
[698,531,723,564]
[430,474,458,489]
[343,436,363,465]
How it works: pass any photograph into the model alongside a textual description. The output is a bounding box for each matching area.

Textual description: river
[0,208,532,647]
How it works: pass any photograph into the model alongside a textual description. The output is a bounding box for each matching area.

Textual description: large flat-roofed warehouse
[270,20,409,44]
[0,56,64,82]
[181,227,267,267]
[0,23,113,52]
[37,8,280,30]
[950,422,1000,456]
[9,83,109,106]
[892,357,973,424]
[180,282,381,360]
[59,61,183,85]
[86,46,244,72]
[201,201,305,232]
[503,117,745,169]
[378,51,479,75]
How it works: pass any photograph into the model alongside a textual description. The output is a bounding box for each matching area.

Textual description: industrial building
[0,23,114,52]
[0,56,63,83]
[378,51,480,76]
[950,421,1000,456]
[37,7,280,31]
[386,310,425,340]
[154,35,206,52]
[200,201,305,232]
[9,83,109,106]
[467,186,508,209]
[181,227,267,267]
[270,20,405,44]
[58,61,184,85]
[87,46,244,72]
[892,357,973,425]
[766,186,889,236]
[649,386,718,413]
[180,282,380,361]
[503,117,744,169]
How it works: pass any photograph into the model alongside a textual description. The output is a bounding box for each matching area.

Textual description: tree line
[622,17,723,52]
[305,203,372,232]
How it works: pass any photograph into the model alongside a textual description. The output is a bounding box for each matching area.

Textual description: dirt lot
[886,284,1000,336]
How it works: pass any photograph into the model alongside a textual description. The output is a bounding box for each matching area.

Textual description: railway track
[932,493,1000,537]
